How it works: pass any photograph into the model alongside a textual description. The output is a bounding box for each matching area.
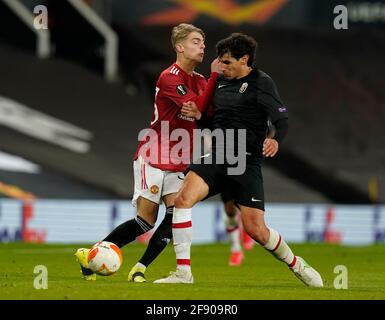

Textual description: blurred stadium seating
[0,0,384,203]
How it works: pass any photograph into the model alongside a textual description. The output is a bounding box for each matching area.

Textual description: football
[87,241,123,276]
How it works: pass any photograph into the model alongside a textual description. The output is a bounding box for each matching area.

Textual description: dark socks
[103,216,153,248]
[139,206,174,267]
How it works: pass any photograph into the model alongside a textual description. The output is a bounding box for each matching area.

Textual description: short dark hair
[216,33,257,67]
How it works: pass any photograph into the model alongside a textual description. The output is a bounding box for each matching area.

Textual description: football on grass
[87,241,122,276]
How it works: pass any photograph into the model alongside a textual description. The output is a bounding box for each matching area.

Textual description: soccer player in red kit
[74,23,220,281]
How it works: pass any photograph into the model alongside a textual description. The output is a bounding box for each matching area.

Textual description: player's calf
[263,228,323,287]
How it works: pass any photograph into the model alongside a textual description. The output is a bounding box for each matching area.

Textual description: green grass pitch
[1,242,385,300]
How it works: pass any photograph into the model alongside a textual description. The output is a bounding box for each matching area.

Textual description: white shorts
[132,156,184,208]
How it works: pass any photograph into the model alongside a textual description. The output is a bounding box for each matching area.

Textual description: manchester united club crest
[150,185,159,194]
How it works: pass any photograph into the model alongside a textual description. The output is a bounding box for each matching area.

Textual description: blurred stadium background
[0,0,384,248]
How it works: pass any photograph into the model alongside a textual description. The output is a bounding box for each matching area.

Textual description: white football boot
[290,256,323,287]
[154,268,194,284]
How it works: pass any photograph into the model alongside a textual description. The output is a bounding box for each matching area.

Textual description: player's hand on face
[210,58,222,74]
[181,101,201,120]
[262,138,279,157]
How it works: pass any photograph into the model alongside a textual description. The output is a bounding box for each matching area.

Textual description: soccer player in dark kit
[74,24,249,282]
[155,33,323,287]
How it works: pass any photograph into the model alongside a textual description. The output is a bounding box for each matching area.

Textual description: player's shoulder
[192,71,206,79]
[255,69,277,91]
[159,64,184,82]
[256,69,273,84]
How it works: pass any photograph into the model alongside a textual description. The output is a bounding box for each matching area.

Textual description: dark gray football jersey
[212,69,288,159]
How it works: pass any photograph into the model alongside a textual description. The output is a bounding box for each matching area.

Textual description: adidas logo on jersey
[169,66,180,75]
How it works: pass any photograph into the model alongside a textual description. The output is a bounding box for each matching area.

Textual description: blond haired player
[75,24,246,281]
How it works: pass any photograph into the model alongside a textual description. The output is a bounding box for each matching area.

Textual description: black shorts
[188,153,265,210]
[220,186,234,204]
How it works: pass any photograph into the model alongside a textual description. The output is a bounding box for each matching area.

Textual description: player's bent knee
[244,224,269,245]
[174,193,194,208]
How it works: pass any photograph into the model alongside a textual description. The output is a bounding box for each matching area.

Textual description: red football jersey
[134,63,208,172]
